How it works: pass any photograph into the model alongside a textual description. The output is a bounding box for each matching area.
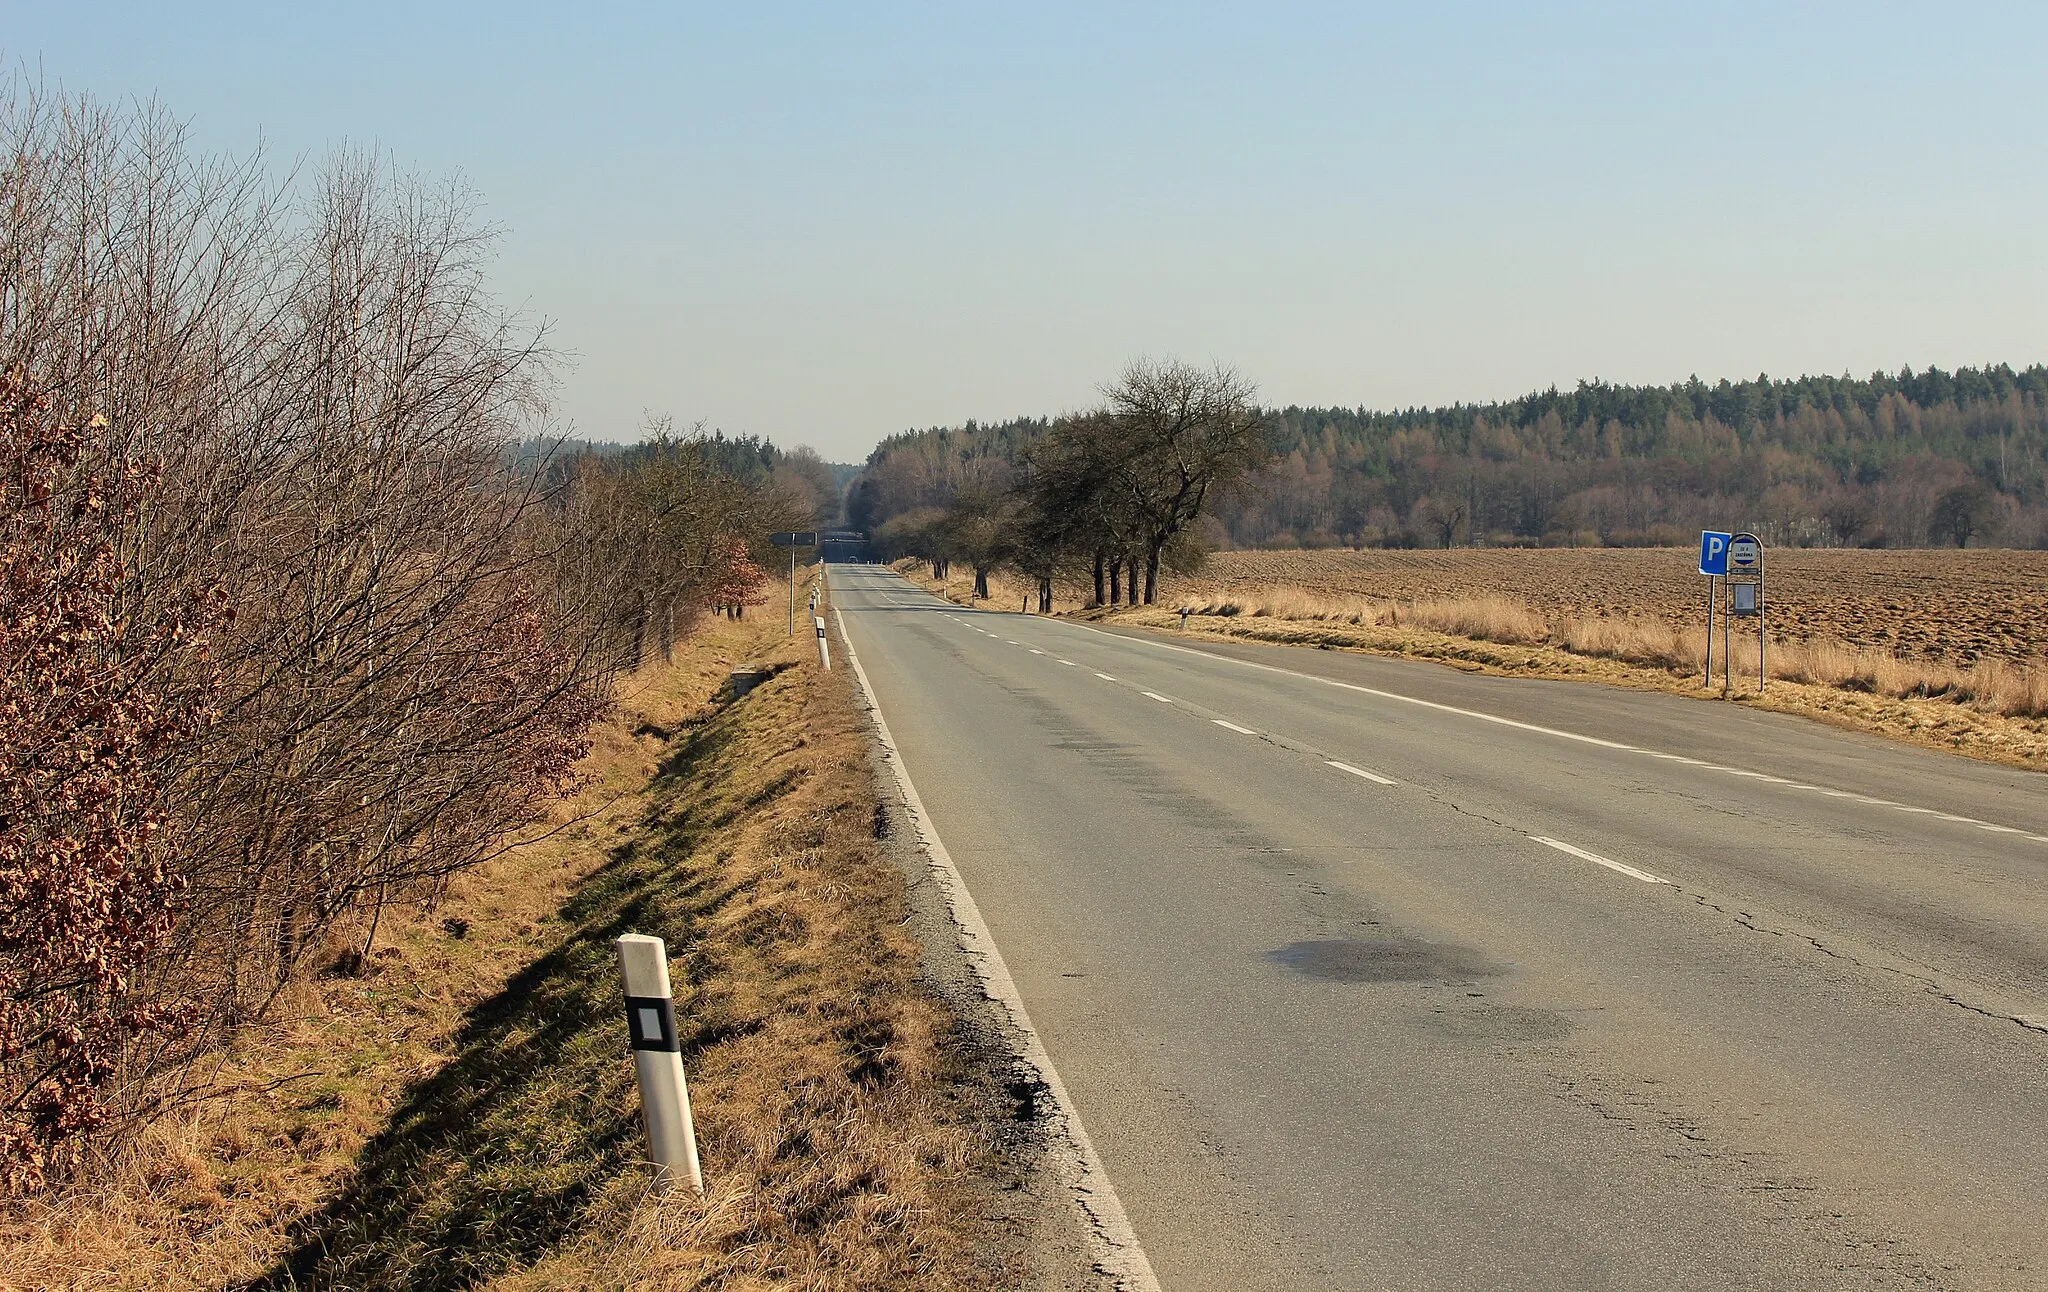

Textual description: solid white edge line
[1213,719,1257,734]
[1054,617,2046,845]
[1326,759,1397,786]
[1531,836,1670,885]
[833,599,1160,1292]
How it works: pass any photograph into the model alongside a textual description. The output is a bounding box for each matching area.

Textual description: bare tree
[939,484,1013,600]
[1412,494,1468,548]
[773,445,841,527]
[1930,481,1994,548]
[1096,359,1270,603]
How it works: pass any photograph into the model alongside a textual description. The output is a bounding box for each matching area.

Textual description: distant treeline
[520,429,844,529]
[852,365,2048,550]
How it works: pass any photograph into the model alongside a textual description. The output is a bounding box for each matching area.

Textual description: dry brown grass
[1166,563,2048,723]
[1097,591,2048,768]
[1,596,1005,1290]
[888,547,2048,763]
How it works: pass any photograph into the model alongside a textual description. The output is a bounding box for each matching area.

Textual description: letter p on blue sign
[1699,530,1731,576]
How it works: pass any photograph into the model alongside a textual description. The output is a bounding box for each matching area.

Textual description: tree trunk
[1109,558,1121,605]
[1092,553,1106,607]
[1126,555,1141,605]
[1144,546,1160,605]
[974,565,990,599]
[1038,577,1053,613]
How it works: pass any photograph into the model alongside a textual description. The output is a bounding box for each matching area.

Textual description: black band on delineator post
[625,995,679,1051]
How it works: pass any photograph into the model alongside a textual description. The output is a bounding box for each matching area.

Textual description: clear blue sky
[7,2,2045,461]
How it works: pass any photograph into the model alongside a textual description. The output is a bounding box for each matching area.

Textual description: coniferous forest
[851,365,2048,552]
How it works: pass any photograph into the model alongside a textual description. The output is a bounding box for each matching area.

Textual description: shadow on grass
[242,707,753,1291]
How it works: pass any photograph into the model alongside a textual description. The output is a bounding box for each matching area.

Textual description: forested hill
[849,365,2048,551]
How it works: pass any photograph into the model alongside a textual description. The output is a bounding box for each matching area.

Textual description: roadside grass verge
[889,560,2048,769]
[3,606,1005,1290]
[1170,585,2048,721]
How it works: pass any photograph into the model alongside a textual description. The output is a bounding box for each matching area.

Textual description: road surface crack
[1677,889,2048,1038]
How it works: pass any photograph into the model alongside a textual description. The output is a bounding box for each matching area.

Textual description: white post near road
[815,614,831,670]
[615,933,703,1195]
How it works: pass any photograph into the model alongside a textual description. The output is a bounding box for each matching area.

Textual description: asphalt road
[828,563,2048,1292]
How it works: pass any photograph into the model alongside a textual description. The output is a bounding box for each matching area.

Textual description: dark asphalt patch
[1268,937,1505,984]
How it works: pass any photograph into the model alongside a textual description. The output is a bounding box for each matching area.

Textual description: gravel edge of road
[863,733,1108,1292]
[835,596,1150,1292]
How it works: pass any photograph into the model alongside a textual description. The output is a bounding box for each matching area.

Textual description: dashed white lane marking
[1058,620,2048,846]
[1213,719,1257,735]
[1057,659,1078,666]
[1006,640,1019,645]
[1141,691,1175,703]
[1326,760,1398,786]
[1030,648,1046,655]
[1531,836,1670,885]
[1095,672,1117,681]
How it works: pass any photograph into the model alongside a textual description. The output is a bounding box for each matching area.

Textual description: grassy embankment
[895,559,2048,770]
[2,598,1005,1290]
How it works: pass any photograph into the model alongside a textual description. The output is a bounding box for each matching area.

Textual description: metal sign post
[1698,531,1731,689]
[770,531,818,636]
[1726,532,1764,694]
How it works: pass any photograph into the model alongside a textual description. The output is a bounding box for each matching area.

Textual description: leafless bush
[0,78,781,1187]
[552,425,800,669]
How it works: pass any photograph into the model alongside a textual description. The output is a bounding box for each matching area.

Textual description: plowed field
[1159,548,2048,668]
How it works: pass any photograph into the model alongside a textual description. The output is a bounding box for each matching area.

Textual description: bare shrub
[0,79,776,1186]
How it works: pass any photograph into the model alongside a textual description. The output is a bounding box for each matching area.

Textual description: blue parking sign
[1698,530,1731,576]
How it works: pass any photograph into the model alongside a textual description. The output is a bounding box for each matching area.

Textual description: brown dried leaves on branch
[0,381,220,1192]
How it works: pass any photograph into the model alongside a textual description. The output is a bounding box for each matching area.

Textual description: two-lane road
[831,563,2048,1291]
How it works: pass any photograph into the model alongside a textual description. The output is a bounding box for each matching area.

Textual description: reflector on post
[615,934,703,1195]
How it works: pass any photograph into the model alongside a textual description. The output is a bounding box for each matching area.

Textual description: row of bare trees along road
[856,358,1273,608]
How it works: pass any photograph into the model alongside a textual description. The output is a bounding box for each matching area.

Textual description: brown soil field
[1159,548,2048,670]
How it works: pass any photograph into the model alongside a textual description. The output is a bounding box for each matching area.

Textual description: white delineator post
[615,933,703,1195]
[814,614,831,670]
